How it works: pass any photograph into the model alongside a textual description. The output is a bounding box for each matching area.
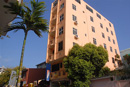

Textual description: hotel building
[46,0,121,84]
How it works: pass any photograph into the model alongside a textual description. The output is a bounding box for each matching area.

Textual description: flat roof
[120,48,130,53]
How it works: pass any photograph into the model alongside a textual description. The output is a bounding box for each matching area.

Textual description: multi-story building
[46,0,121,85]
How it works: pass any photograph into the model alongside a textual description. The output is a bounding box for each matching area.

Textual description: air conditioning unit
[74,34,79,39]
[74,21,78,25]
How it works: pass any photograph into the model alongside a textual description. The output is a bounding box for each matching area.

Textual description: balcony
[50,40,55,47]
[52,5,57,15]
[50,28,55,38]
[50,69,67,80]
[53,0,58,8]
[50,27,56,32]
[49,54,54,61]
[51,16,56,26]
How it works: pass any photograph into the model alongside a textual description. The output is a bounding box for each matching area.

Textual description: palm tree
[4,0,48,86]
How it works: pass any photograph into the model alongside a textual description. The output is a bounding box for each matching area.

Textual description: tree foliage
[0,68,12,86]
[98,67,110,77]
[64,43,108,87]
[0,66,25,86]
[123,54,130,65]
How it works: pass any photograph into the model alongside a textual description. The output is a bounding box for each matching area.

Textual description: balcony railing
[50,69,67,80]
[50,30,55,38]
[52,5,57,15]
[50,40,55,47]
[51,16,56,26]
[50,27,56,32]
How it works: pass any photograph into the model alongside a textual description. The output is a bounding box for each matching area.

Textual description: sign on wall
[46,63,51,81]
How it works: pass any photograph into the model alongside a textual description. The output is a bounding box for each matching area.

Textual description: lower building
[0,66,5,75]
[120,48,130,67]
[21,61,49,86]
[21,68,46,86]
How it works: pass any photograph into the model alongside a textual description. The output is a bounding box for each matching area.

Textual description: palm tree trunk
[17,32,28,87]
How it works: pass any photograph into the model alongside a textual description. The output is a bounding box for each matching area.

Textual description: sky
[0,0,130,68]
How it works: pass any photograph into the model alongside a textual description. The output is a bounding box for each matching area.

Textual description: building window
[60,63,62,68]
[102,33,105,38]
[115,49,117,54]
[60,3,64,10]
[60,14,64,22]
[96,13,101,19]
[58,41,63,51]
[103,43,107,49]
[110,46,113,52]
[113,40,115,44]
[112,57,115,63]
[109,23,111,27]
[92,26,95,32]
[86,5,93,13]
[75,0,81,4]
[93,38,97,45]
[106,27,109,32]
[111,31,113,35]
[72,4,76,10]
[73,28,77,35]
[90,16,94,22]
[100,23,103,28]
[108,36,111,42]
[52,64,59,72]
[59,27,63,35]
[72,15,77,21]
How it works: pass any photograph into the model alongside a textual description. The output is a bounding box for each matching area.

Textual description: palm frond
[34,30,42,37]
[5,23,26,33]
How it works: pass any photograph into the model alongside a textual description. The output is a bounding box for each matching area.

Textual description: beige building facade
[46,0,121,82]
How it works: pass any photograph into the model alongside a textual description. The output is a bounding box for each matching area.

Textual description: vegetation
[123,54,130,65]
[0,66,25,87]
[98,67,110,77]
[64,43,108,87]
[109,54,130,80]
[4,0,48,86]
[0,68,12,86]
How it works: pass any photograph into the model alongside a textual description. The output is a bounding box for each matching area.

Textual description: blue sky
[0,0,130,68]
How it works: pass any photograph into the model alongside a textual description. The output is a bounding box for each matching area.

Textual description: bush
[98,67,110,77]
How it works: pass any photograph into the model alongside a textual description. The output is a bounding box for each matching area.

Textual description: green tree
[64,43,108,87]
[84,44,108,76]
[4,0,48,86]
[98,67,110,77]
[0,68,12,86]
[0,66,25,86]
[123,54,130,65]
